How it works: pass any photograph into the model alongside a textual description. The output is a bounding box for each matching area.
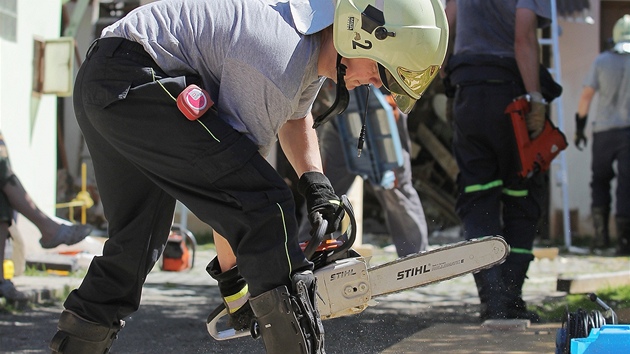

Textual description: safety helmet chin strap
[312,54,371,158]
[313,54,350,128]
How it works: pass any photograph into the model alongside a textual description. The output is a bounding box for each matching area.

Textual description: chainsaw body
[206,196,509,340]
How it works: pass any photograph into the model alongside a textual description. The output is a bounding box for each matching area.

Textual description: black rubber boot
[501,253,541,323]
[591,207,611,250]
[249,270,325,354]
[206,257,253,331]
[615,216,630,256]
[473,266,508,321]
[49,310,124,354]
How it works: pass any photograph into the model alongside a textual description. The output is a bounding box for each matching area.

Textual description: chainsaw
[207,195,509,340]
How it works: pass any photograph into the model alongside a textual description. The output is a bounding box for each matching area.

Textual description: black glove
[297,171,345,235]
[574,113,588,151]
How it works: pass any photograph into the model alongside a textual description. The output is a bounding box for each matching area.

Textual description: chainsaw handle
[303,212,328,260]
[206,303,251,341]
[325,195,356,262]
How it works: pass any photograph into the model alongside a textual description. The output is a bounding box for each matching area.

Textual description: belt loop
[85,39,99,60]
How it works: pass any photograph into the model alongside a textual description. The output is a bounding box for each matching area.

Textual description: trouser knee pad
[49,310,124,354]
[249,270,324,354]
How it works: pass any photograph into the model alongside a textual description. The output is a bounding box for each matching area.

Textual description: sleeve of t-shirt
[583,60,600,91]
[517,0,552,28]
[290,77,326,120]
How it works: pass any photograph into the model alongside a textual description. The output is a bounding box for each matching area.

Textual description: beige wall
[553,12,601,238]
[552,1,630,239]
[0,0,63,256]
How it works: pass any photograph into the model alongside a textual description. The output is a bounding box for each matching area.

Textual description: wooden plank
[533,247,559,260]
[381,323,559,354]
[416,123,459,182]
[557,270,630,294]
[25,254,78,272]
[482,319,530,331]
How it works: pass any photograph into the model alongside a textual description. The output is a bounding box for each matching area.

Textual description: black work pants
[452,81,544,252]
[66,37,310,326]
[591,127,630,218]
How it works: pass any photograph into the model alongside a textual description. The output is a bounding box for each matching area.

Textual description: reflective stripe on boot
[206,257,253,330]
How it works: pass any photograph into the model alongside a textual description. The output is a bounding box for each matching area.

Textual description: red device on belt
[177,84,213,121]
[505,96,568,179]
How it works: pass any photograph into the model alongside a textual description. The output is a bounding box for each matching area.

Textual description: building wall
[0,0,63,256]
[553,8,601,239]
[57,0,625,242]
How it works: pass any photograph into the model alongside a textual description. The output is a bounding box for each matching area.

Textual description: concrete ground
[1,235,629,353]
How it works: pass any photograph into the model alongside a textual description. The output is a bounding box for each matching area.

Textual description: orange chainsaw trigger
[300,239,343,253]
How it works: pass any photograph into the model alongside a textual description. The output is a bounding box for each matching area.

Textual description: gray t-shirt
[583,51,630,132]
[454,0,551,57]
[102,0,324,156]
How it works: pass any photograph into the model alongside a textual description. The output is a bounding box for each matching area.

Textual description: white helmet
[614,14,630,44]
[332,0,448,113]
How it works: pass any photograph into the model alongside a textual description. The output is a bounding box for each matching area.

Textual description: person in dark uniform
[48,0,448,353]
[444,0,560,322]
[296,81,429,257]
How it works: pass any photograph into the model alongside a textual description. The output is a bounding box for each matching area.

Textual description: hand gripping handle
[302,212,329,260]
[207,195,357,341]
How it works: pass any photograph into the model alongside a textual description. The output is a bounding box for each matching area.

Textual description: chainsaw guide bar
[207,236,509,340]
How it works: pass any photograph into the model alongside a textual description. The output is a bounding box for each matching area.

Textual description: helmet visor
[378,64,440,113]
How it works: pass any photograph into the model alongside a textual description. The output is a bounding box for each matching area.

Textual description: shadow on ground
[0,282,482,354]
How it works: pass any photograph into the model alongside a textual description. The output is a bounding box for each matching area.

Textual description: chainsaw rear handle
[206,304,251,341]
[302,213,328,260]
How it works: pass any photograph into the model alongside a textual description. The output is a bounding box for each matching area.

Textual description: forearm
[441,0,457,79]
[278,113,323,177]
[577,86,595,117]
[514,8,541,94]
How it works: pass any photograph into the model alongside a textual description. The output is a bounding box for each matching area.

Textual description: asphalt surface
[1,234,629,354]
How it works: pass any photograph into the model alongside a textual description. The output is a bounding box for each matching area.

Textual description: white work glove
[525,92,547,139]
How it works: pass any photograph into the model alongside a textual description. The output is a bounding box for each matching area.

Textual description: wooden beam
[415,123,459,182]
[557,270,630,294]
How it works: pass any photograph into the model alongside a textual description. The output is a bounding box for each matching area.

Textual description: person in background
[575,15,630,256]
[48,0,448,353]
[444,0,560,322]
[0,132,92,302]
